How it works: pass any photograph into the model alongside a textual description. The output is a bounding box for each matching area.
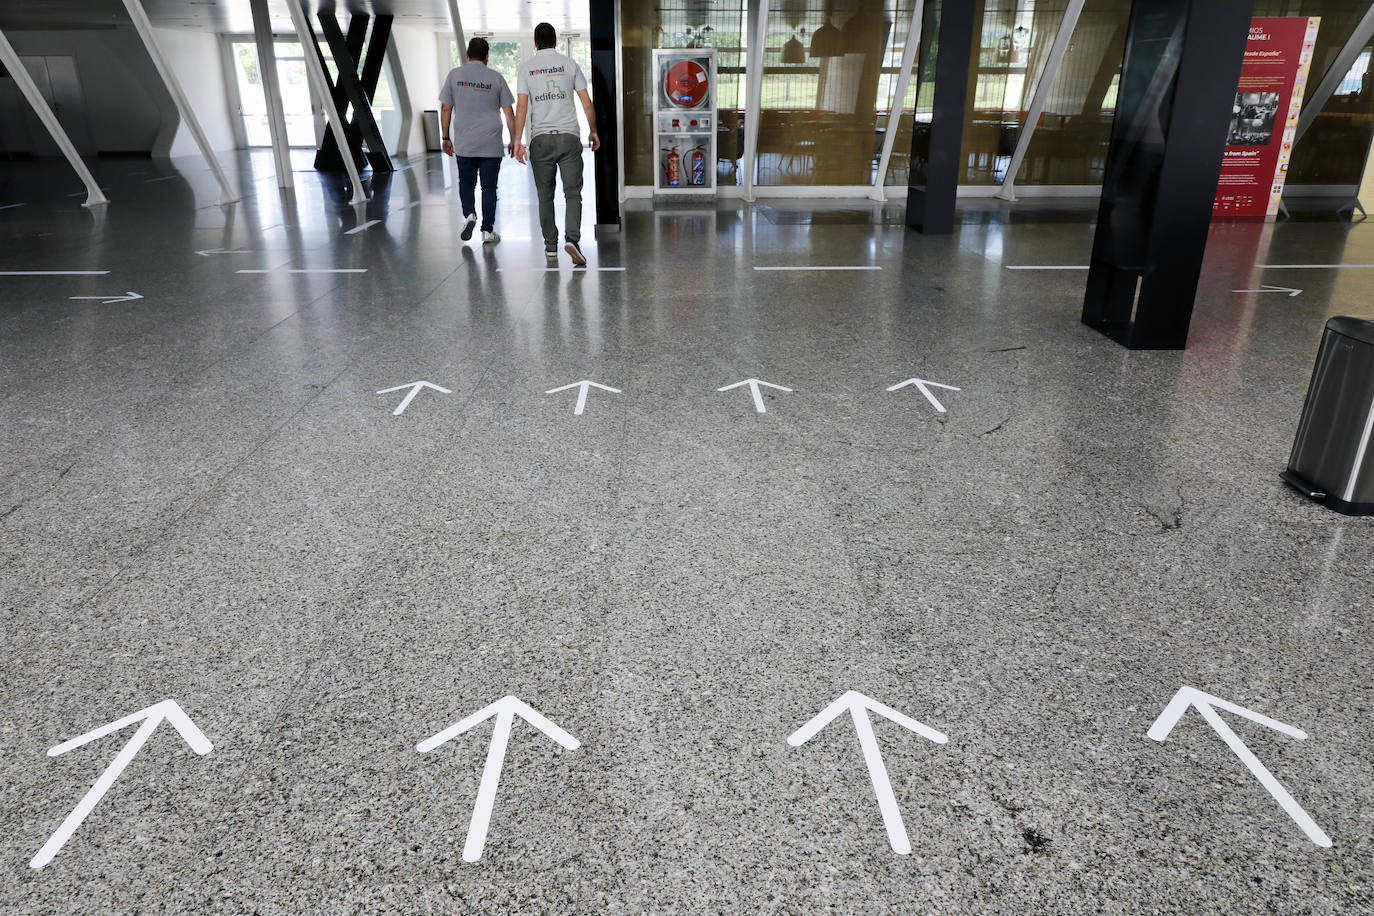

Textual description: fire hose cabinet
[652,48,716,195]
[1283,316,1374,515]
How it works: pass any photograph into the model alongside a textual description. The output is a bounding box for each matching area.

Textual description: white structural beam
[996,0,1085,202]
[284,0,368,204]
[870,1,925,202]
[1293,3,1374,145]
[446,0,468,65]
[741,0,771,202]
[121,0,238,205]
[0,28,107,207]
[250,0,293,189]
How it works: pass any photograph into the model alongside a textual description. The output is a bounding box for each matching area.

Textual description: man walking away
[513,23,599,266]
[440,38,516,244]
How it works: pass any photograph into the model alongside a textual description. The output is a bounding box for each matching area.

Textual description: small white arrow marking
[195,248,252,257]
[718,378,793,414]
[30,699,212,869]
[887,378,962,413]
[68,292,143,305]
[376,380,452,416]
[344,219,382,235]
[1232,284,1302,297]
[1148,686,1331,848]
[417,695,579,862]
[789,691,948,855]
[546,380,621,415]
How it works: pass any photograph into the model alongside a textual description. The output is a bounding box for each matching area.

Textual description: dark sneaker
[565,241,587,267]
[460,213,476,241]
[545,245,558,259]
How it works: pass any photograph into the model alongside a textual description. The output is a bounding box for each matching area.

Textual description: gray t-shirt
[438,62,514,158]
[516,49,587,139]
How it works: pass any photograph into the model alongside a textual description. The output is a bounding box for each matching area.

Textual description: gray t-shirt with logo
[438,62,514,158]
[516,49,587,139]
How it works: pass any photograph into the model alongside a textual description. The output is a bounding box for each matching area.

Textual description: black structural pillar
[589,0,620,230]
[905,0,975,234]
[1081,0,1250,349]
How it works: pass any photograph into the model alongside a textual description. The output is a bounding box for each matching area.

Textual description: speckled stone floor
[1,150,1371,914]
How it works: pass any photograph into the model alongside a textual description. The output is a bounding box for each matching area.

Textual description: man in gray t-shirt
[513,23,599,265]
[439,38,516,243]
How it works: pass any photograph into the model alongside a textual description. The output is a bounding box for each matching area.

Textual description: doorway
[229,40,322,148]
[10,56,94,157]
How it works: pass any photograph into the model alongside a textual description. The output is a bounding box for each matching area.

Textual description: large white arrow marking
[376,380,452,416]
[68,292,143,305]
[789,691,948,855]
[886,377,962,413]
[718,378,792,414]
[30,699,212,869]
[546,380,621,416]
[194,248,252,257]
[417,695,579,862]
[1232,284,1302,297]
[1148,686,1330,847]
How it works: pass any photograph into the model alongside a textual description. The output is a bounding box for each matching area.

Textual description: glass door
[230,40,321,148]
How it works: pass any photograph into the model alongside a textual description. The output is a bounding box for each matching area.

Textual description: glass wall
[621,1,750,186]
[230,40,319,147]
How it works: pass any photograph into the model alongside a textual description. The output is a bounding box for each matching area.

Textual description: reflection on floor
[1,150,1372,913]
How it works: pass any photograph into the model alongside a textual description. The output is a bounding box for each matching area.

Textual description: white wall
[151,26,236,157]
[390,23,441,158]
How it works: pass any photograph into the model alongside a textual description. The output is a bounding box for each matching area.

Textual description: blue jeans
[455,155,501,232]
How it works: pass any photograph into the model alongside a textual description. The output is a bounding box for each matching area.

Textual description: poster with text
[1213,17,1320,218]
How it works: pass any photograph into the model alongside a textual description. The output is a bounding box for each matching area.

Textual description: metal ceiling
[0,1,590,36]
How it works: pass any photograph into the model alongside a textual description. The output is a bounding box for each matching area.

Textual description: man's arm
[440,104,454,157]
[576,88,599,151]
[513,95,530,163]
[502,105,517,157]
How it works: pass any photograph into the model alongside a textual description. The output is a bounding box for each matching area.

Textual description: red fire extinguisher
[689,147,706,185]
[666,146,681,186]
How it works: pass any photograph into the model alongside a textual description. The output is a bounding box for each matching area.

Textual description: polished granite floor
[1,151,1372,914]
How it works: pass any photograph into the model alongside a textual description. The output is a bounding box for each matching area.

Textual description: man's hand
[588,132,601,152]
[442,138,453,157]
[507,140,516,158]
[514,143,528,164]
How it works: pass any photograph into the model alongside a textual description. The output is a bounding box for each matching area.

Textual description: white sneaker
[482,230,500,244]
[460,213,477,241]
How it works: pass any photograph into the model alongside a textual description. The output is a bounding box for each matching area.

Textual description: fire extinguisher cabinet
[652,48,717,195]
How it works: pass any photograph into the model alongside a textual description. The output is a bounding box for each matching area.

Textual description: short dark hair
[534,23,556,50]
[466,37,488,62]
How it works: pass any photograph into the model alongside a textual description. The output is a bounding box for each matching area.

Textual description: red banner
[1213,17,1320,218]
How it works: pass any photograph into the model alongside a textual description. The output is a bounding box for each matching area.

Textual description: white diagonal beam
[741,0,771,202]
[249,0,294,190]
[121,0,238,204]
[284,0,368,204]
[0,29,107,207]
[445,0,468,65]
[997,0,1086,202]
[870,1,925,202]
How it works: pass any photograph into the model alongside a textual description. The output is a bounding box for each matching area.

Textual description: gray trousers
[529,132,583,247]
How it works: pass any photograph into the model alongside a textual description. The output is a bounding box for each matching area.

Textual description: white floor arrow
[376,380,452,416]
[68,292,143,305]
[30,699,212,869]
[887,377,961,413]
[718,378,793,414]
[1148,686,1331,847]
[344,219,381,236]
[789,691,948,855]
[1232,284,1302,297]
[194,248,252,257]
[417,695,579,862]
[546,380,621,415]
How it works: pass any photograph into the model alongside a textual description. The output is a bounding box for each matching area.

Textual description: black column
[589,0,620,230]
[905,0,975,234]
[1081,0,1250,349]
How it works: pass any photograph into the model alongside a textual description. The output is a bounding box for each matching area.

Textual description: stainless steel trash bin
[423,110,442,152]
[1283,316,1374,515]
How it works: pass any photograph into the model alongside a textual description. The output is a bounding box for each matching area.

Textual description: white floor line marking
[65,189,108,197]
[718,378,792,413]
[195,248,253,257]
[1005,265,1089,270]
[753,266,882,271]
[0,203,25,210]
[789,691,947,856]
[418,696,579,863]
[144,175,178,183]
[30,700,212,869]
[0,270,111,276]
[68,292,142,304]
[235,269,271,274]
[1258,263,1374,269]
[403,201,422,210]
[1233,285,1302,296]
[546,380,621,415]
[1149,686,1331,848]
[887,377,961,413]
[377,380,451,416]
[288,268,368,274]
[344,219,382,235]
[496,267,626,272]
